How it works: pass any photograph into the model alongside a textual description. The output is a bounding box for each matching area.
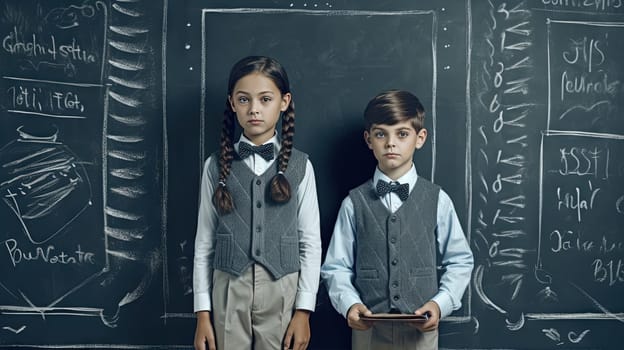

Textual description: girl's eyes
[236,96,272,104]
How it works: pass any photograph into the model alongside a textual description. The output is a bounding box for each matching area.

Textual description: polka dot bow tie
[376,180,409,201]
[238,142,274,161]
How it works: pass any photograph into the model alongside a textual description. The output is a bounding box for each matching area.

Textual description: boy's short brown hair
[363,90,425,131]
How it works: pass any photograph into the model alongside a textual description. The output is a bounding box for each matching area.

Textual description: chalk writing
[555,181,600,222]
[548,19,624,134]
[550,229,623,254]
[560,71,619,101]
[542,0,622,11]
[6,84,86,117]
[558,146,610,178]
[3,239,96,267]
[562,36,605,72]
[592,258,624,285]
[2,27,98,64]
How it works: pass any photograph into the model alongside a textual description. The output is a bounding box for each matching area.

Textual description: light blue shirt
[193,134,322,312]
[320,165,474,319]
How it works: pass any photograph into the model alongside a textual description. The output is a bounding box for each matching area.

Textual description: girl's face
[229,72,291,145]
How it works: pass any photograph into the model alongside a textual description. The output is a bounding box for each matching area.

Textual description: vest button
[256,226,262,232]
[256,179,262,185]
[255,249,261,256]
[256,201,262,208]
[393,295,400,301]
[390,215,397,222]
[390,237,396,244]
[391,259,398,265]
[392,281,399,288]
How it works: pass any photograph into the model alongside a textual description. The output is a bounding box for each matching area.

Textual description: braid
[270,101,295,203]
[213,102,236,214]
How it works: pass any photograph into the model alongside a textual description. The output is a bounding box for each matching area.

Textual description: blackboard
[1,0,623,349]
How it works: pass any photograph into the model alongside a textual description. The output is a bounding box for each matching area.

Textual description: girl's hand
[411,300,441,332]
[346,303,373,330]
[194,311,217,350]
[283,309,311,350]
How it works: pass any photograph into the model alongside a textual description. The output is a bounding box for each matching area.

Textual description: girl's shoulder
[289,147,311,167]
[204,153,220,175]
[290,146,307,158]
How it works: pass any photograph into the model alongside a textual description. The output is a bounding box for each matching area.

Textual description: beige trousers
[212,264,298,350]
[352,322,438,350]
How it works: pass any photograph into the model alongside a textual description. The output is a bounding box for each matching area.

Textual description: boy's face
[364,120,427,180]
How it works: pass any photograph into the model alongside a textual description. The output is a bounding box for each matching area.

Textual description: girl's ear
[280,92,292,112]
[228,95,236,112]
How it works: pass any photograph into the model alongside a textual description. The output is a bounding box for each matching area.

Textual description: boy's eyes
[372,130,410,138]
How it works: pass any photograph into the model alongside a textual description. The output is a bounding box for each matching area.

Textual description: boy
[320,90,474,350]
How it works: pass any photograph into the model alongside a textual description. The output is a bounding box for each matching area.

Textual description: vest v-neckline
[235,155,276,178]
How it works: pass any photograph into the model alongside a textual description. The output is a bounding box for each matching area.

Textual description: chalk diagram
[0,125,93,245]
[0,0,163,338]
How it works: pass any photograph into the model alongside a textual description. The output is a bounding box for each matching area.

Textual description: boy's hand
[194,311,217,350]
[411,300,441,332]
[346,303,373,330]
[283,309,311,350]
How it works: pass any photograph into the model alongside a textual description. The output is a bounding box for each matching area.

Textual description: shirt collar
[373,164,418,191]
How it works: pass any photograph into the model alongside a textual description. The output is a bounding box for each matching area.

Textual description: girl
[193,56,321,350]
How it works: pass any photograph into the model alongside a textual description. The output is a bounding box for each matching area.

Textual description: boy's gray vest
[209,148,307,279]
[350,177,440,314]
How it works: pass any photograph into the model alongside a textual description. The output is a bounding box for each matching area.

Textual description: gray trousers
[352,322,438,350]
[212,264,299,350]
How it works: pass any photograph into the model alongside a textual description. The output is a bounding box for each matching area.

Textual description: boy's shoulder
[413,176,442,200]
[416,176,440,190]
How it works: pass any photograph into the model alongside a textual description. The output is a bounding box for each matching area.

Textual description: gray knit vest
[350,176,440,314]
[209,147,307,279]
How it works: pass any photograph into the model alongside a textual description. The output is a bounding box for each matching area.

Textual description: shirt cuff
[194,291,212,313]
[295,290,318,312]
[338,294,364,319]
[431,291,456,319]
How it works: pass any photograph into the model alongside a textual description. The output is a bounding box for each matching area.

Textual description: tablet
[360,313,429,322]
